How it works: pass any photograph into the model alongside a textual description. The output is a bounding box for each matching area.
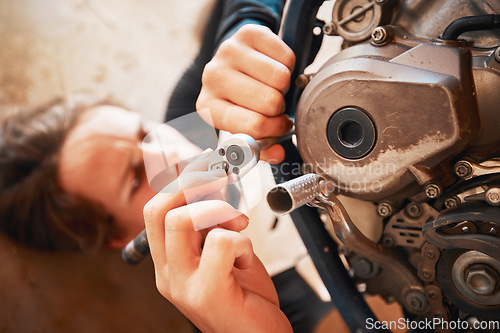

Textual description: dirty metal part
[437,250,500,319]
[435,173,500,210]
[310,191,427,315]
[422,202,500,261]
[331,0,395,42]
[295,27,479,201]
[266,173,325,215]
[454,159,500,181]
[393,0,500,48]
[495,46,500,62]
[418,243,440,282]
[383,202,438,249]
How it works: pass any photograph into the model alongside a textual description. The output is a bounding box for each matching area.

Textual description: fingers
[199,228,254,278]
[260,144,285,164]
[198,101,293,140]
[201,61,286,117]
[144,171,227,269]
[234,25,295,72]
[197,24,296,144]
[165,201,249,278]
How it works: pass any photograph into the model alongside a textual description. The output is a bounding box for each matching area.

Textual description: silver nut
[371,27,388,44]
[486,188,500,206]
[454,160,472,178]
[425,183,441,199]
[465,265,498,296]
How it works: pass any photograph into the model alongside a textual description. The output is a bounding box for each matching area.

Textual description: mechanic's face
[58,105,156,247]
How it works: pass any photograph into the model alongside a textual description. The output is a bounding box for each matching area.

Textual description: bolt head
[377,203,392,217]
[465,265,498,296]
[486,188,500,206]
[445,197,459,208]
[454,161,472,178]
[425,184,441,199]
[371,27,387,44]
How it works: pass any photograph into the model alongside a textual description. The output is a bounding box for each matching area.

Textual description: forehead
[58,105,140,202]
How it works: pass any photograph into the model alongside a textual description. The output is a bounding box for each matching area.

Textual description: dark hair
[0,96,113,251]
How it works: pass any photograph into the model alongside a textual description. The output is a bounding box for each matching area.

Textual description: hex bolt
[405,291,428,313]
[465,265,499,296]
[377,202,392,217]
[371,27,388,44]
[425,183,441,199]
[406,202,422,218]
[486,188,500,206]
[352,258,373,278]
[444,197,460,208]
[495,46,500,63]
[323,22,336,36]
[454,160,472,178]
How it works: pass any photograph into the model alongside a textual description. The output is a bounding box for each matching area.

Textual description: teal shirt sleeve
[214,0,285,48]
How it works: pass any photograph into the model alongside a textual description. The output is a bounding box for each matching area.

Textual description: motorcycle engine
[294,0,500,323]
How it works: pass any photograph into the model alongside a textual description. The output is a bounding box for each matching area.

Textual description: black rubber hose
[440,14,500,40]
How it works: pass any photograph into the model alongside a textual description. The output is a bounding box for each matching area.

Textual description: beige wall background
[0,0,215,122]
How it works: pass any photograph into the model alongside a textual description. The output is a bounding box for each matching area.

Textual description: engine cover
[295,34,480,201]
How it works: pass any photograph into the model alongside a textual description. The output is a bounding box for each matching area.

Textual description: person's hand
[197,24,295,163]
[143,157,292,332]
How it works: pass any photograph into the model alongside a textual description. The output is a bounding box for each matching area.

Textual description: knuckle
[264,88,284,115]
[273,65,291,92]
[282,48,296,70]
[201,61,220,86]
[249,115,268,137]
[206,228,233,250]
[216,38,236,58]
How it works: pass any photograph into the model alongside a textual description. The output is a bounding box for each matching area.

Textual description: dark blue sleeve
[214,0,285,47]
